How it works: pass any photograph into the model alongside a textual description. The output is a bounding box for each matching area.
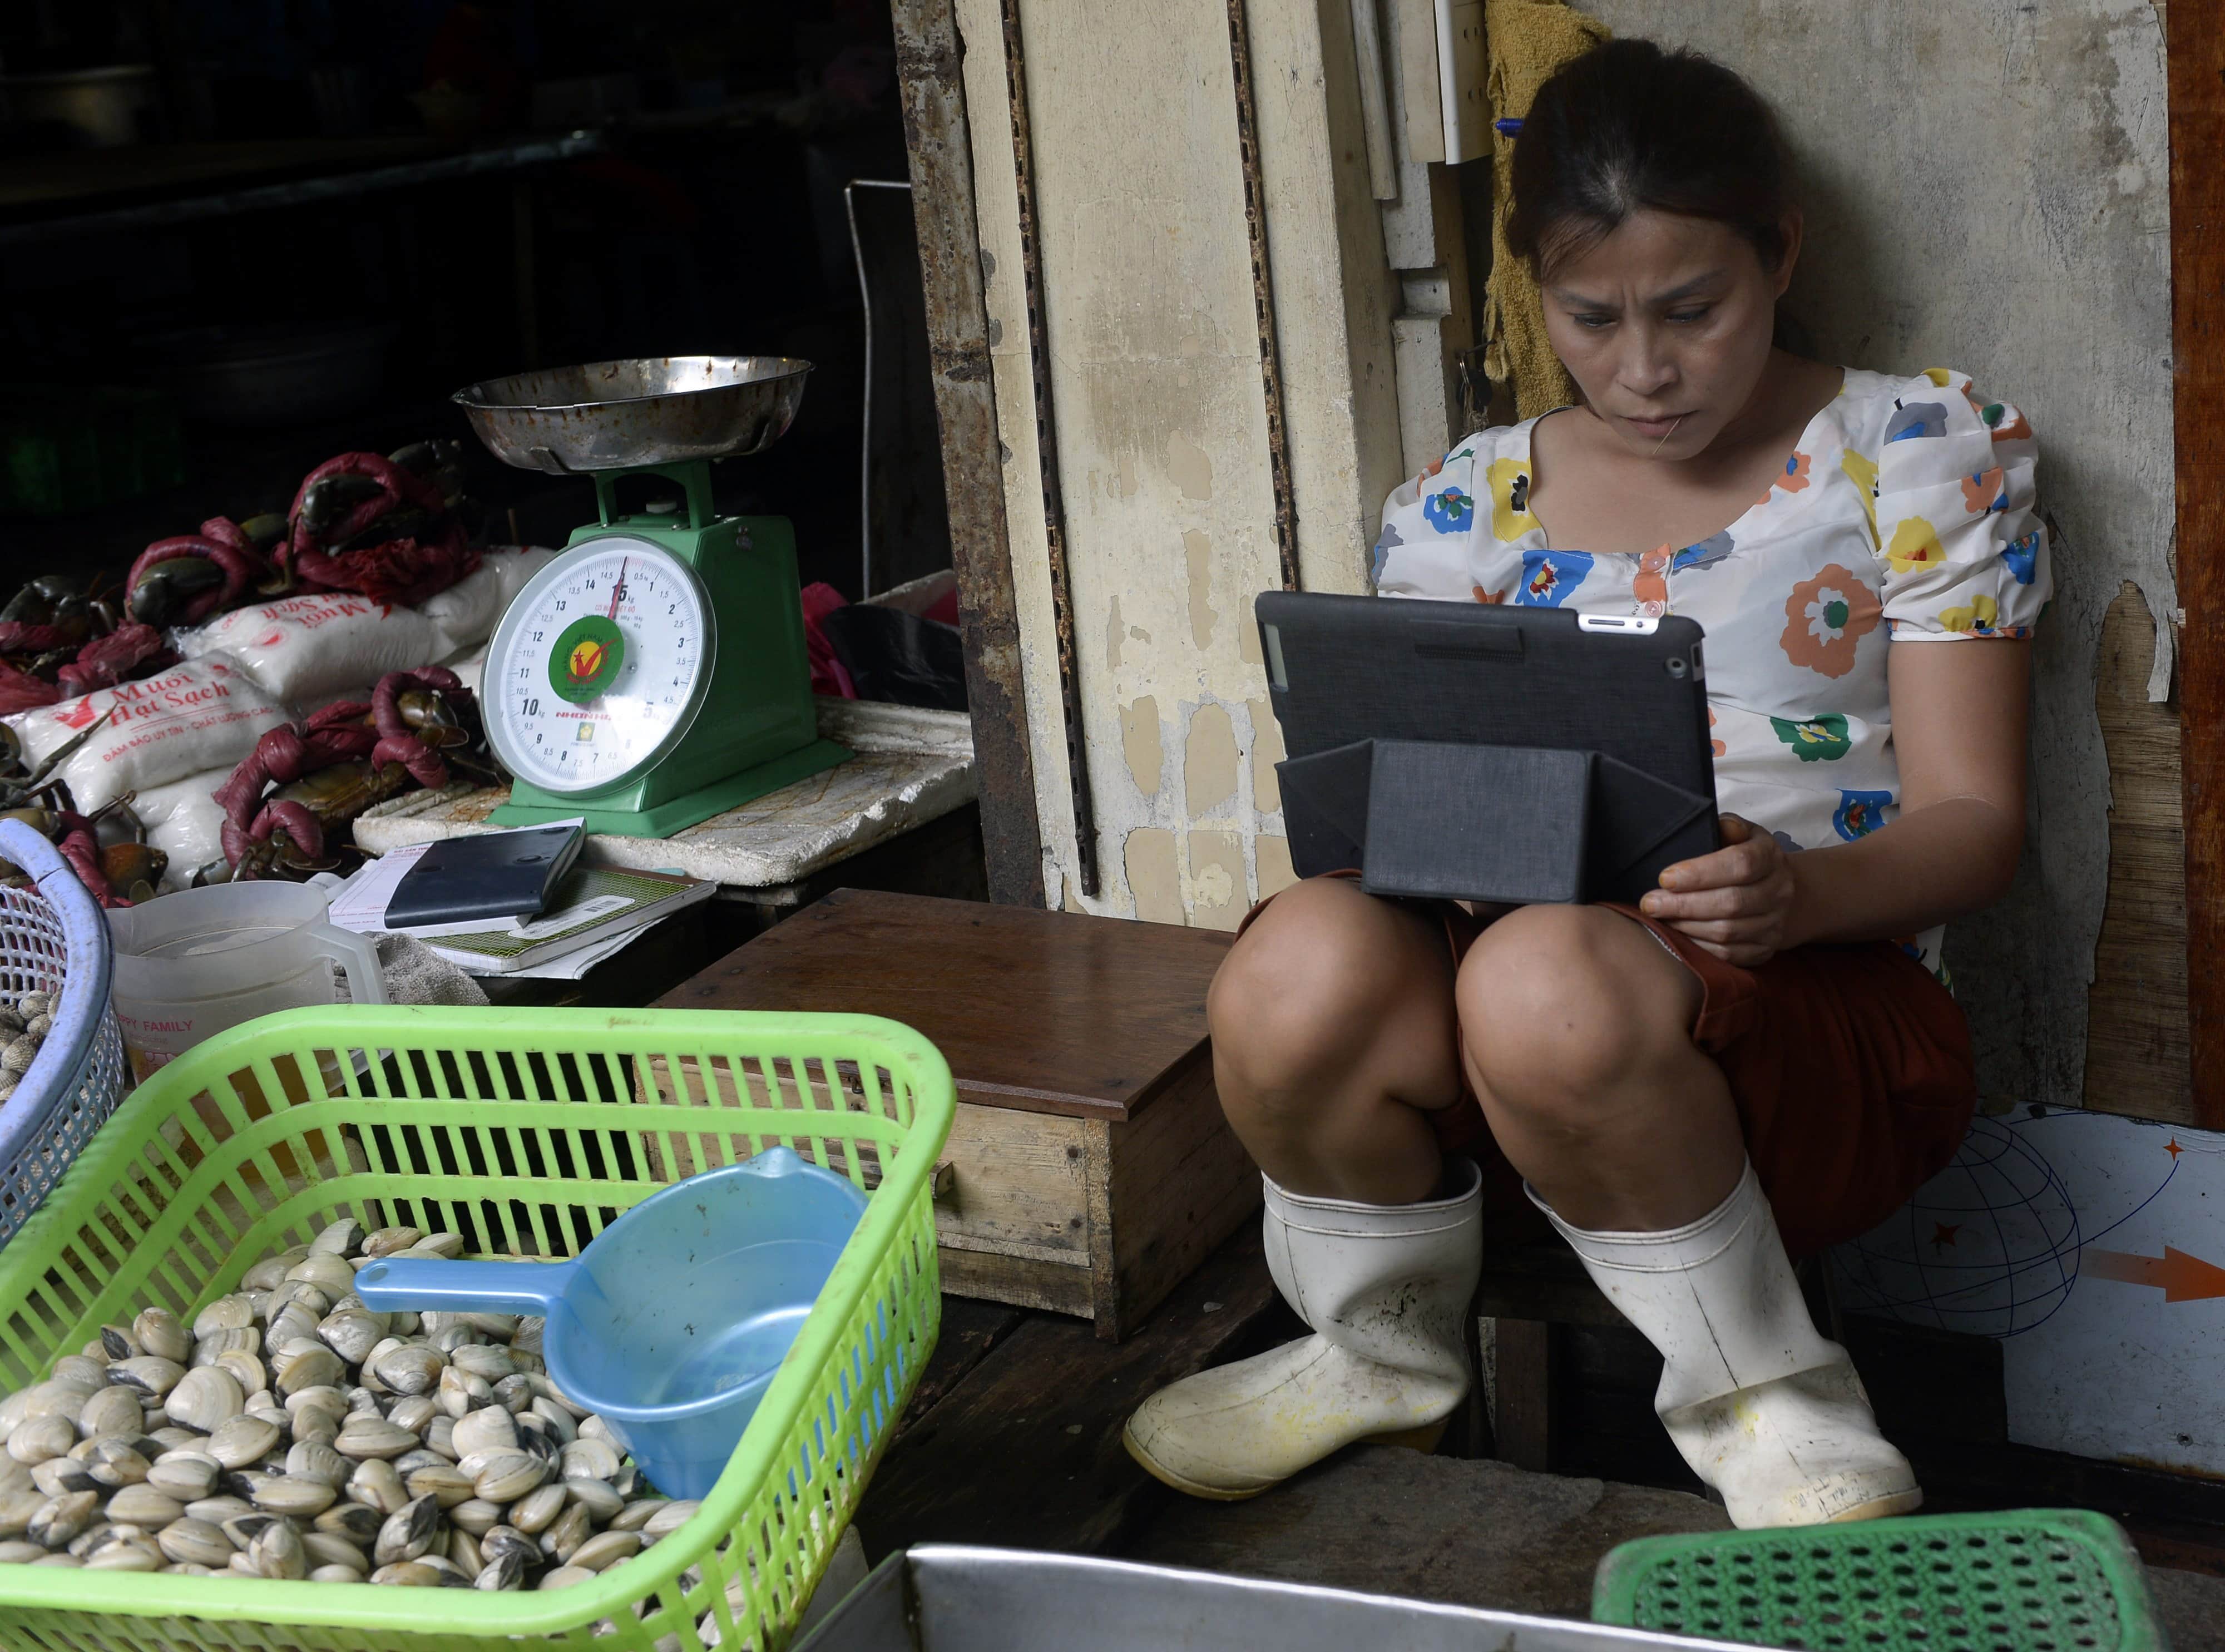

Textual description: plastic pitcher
[108,882,385,1082]
[354,1148,868,1500]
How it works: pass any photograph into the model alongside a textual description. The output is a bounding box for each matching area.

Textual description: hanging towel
[1481,0,1610,421]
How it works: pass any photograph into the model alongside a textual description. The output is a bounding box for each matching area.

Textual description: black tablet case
[1257,592,1719,907]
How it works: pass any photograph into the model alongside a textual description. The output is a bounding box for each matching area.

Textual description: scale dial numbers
[484,538,715,795]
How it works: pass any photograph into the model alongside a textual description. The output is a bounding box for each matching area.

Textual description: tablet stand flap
[1359,740,1591,905]
[1585,750,1718,881]
[1275,739,1379,878]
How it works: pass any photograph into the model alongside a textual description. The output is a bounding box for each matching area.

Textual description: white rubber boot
[1534,1163,1920,1529]
[1122,1159,1483,1501]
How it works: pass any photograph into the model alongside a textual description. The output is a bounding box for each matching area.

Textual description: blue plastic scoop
[353,1148,867,1500]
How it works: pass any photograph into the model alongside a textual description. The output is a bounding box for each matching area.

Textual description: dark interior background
[0,0,952,602]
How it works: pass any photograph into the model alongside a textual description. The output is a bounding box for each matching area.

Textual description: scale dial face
[483,537,717,795]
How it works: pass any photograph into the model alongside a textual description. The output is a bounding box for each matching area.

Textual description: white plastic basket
[0,819,128,1245]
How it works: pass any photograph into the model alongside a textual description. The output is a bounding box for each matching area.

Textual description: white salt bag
[181,591,441,711]
[133,770,233,890]
[6,655,288,813]
[439,649,486,699]
[421,546,556,656]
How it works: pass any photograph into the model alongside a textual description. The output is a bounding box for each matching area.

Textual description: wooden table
[656,888,1257,1337]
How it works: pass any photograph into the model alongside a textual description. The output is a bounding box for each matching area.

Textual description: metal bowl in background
[144,319,399,428]
[452,355,812,474]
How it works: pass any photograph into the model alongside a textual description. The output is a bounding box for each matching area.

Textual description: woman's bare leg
[1455,903,1919,1527]
[1207,877,1461,1205]
[1456,903,1745,1231]
[1128,878,1479,1498]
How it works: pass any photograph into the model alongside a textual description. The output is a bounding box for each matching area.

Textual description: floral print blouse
[1369,367,2051,978]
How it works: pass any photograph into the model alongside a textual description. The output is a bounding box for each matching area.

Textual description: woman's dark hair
[1507,39,1794,277]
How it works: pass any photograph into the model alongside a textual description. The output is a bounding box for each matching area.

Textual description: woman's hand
[1639,814,1800,966]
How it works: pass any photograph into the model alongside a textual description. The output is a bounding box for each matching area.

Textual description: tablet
[1255,592,1720,907]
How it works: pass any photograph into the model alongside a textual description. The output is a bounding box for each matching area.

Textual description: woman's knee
[1456,905,1695,1115]
[1208,879,1443,1103]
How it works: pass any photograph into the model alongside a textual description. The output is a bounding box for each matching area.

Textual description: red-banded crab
[204,667,497,885]
[0,576,177,715]
[123,441,486,630]
[0,714,167,905]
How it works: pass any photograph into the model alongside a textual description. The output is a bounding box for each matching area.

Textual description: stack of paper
[329,835,715,980]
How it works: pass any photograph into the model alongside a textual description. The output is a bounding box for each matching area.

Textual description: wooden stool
[657,889,1259,1340]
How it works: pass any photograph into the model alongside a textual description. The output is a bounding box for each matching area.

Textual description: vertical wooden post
[2169,5,2225,1127]
[1493,1317,1558,1473]
[892,0,1047,907]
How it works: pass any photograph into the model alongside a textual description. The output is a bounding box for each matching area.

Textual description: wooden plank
[1391,0,1445,162]
[853,1221,1280,1560]
[898,1297,1027,1436]
[938,1246,1094,1317]
[1347,0,1400,200]
[1493,1317,1558,1473]
[664,889,1229,1122]
[934,1103,1090,1258]
[1084,1117,1121,1335]
[2170,0,2225,1129]
[2085,582,2192,1121]
[891,0,1046,907]
[2123,1520,2225,1582]
[1105,1059,1262,1339]
[1473,1239,1628,1329]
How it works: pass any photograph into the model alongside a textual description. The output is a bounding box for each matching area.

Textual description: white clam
[164,1367,245,1435]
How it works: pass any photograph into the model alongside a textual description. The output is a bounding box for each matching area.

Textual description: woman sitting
[1123,37,2048,1529]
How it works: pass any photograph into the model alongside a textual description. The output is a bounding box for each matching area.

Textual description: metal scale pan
[453,355,812,475]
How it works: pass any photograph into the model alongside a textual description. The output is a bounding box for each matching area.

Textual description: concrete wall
[957,0,2177,1116]
[1575,0,2178,1111]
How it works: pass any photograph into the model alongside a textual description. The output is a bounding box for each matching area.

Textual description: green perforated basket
[1592,1509,2168,1652]
[0,1005,955,1652]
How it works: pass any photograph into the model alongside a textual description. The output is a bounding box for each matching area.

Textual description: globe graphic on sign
[1832,1116,2082,1338]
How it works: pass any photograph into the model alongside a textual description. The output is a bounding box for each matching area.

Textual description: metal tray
[452,354,810,473]
[792,1546,1760,1652]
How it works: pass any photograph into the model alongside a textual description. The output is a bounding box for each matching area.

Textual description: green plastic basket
[1592,1510,2169,1652]
[0,1005,956,1652]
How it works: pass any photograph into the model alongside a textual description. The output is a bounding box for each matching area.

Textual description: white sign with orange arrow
[2082,1246,2225,1303]
[1832,1107,2225,1477]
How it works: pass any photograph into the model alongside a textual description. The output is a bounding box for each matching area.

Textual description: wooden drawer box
[655,889,1258,1339]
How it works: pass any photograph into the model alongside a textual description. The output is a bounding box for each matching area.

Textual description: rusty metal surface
[1225,0,1301,593]
[893,0,1047,907]
[452,355,812,473]
[999,0,1099,898]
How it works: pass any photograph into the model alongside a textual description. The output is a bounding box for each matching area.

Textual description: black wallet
[380,822,586,929]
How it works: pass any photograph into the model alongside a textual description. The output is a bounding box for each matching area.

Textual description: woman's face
[1539,208,1797,462]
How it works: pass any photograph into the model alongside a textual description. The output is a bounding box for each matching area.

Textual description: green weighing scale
[451,357,849,837]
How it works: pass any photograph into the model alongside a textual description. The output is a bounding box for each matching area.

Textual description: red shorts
[1237,877,1976,1258]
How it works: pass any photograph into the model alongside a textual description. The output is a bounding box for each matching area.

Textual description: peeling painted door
[947,0,1469,924]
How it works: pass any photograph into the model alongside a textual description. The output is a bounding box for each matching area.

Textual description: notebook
[419,866,714,974]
